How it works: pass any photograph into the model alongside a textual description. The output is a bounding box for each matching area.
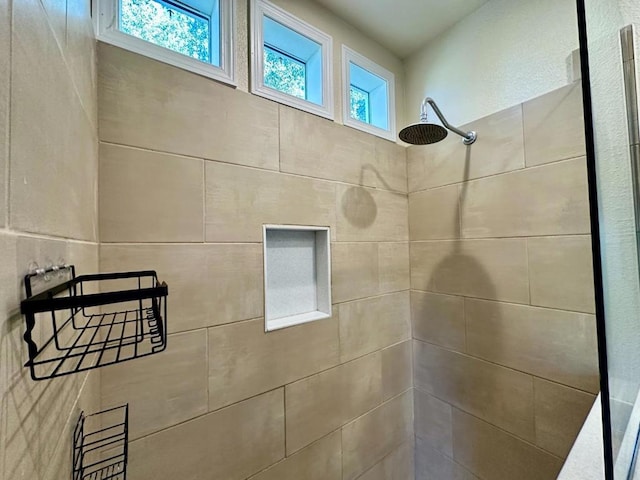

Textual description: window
[95,0,235,85]
[251,0,333,119]
[342,46,396,141]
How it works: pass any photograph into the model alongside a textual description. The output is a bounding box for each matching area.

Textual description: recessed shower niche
[263,225,331,331]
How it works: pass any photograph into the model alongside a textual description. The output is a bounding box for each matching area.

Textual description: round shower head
[399,122,448,145]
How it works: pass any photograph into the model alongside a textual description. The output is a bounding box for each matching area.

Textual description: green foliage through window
[263,47,306,99]
[120,0,211,63]
[350,85,369,123]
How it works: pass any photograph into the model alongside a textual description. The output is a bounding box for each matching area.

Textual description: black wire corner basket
[20,265,168,381]
[73,404,129,480]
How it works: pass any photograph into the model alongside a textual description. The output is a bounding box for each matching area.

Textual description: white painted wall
[403,0,580,127]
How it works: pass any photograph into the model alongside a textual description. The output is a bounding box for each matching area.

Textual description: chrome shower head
[399,122,448,145]
[400,98,477,146]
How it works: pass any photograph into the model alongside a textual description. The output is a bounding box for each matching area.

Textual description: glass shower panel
[582,1,640,477]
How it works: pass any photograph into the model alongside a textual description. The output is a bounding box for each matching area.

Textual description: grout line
[408,287,596,316]
[407,154,587,195]
[412,338,598,396]
[99,239,413,246]
[97,140,410,195]
[409,232,592,242]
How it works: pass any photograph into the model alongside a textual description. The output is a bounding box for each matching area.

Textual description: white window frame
[342,45,396,141]
[94,0,236,86]
[250,0,334,120]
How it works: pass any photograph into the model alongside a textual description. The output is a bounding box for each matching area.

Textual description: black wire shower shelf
[73,404,129,480]
[20,265,168,381]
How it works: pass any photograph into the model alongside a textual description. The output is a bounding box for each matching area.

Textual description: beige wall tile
[413,340,535,441]
[128,389,285,480]
[465,299,599,393]
[11,0,97,241]
[332,243,379,303]
[208,317,339,411]
[407,105,524,192]
[0,0,8,228]
[342,391,414,480]
[337,185,408,242]
[205,161,336,242]
[66,0,97,127]
[382,341,412,401]
[285,352,382,454]
[100,244,263,333]
[378,242,410,293]
[415,389,453,457]
[460,158,590,238]
[372,138,409,194]
[524,82,586,167]
[101,330,208,440]
[409,186,460,240]
[411,291,465,351]
[534,378,595,458]
[99,144,204,242]
[280,106,407,193]
[0,233,40,480]
[249,431,341,480]
[339,292,410,363]
[357,441,415,480]
[528,235,595,313]
[415,440,476,480]
[99,44,279,170]
[410,239,530,303]
[453,410,563,480]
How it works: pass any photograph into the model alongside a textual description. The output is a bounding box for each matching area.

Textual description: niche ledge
[263,225,331,332]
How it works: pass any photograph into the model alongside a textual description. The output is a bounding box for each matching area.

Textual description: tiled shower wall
[409,82,599,480]
[0,0,100,479]
[97,43,414,480]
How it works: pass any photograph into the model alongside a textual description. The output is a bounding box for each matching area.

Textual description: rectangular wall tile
[534,378,595,458]
[339,292,410,363]
[342,391,413,480]
[208,317,339,410]
[415,389,453,457]
[0,0,8,228]
[411,291,465,351]
[378,242,410,293]
[249,431,341,480]
[409,185,460,240]
[127,389,285,480]
[205,161,336,242]
[357,441,414,480]
[528,235,595,313]
[415,440,476,480]
[407,105,524,192]
[465,299,599,392]
[413,340,535,441]
[11,0,97,241]
[99,43,279,170]
[453,410,563,480]
[460,158,590,238]
[410,239,530,303]
[99,143,204,242]
[332,242,380,303]
[100,244,263,333]
[382,341,412,401]
[280,106,407,193]
[285,353,382,454]
[524,82,585,167]
[101,330,208,440]
[336,185,408,242]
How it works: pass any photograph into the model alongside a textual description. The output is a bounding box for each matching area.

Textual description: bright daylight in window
[251,0,333,119]
[343,46,395,141]
[119,0,218,64]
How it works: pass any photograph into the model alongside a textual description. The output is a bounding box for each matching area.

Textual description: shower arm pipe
[421,98,477,145]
